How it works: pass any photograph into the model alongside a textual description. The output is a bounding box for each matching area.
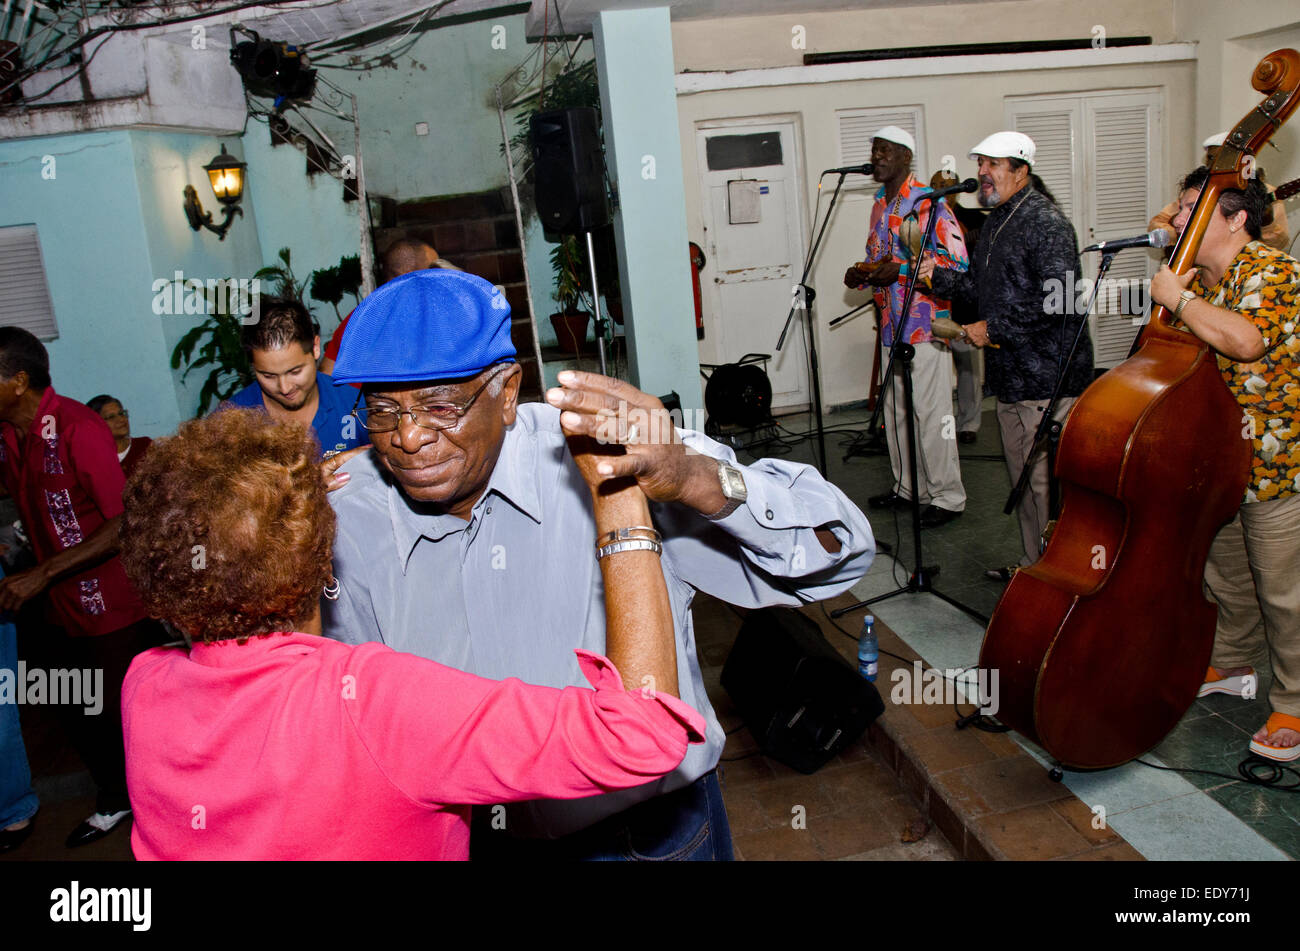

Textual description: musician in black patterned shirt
[920,132,1093,581]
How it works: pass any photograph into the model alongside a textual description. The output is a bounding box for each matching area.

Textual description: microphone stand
[1003,249,1115,523]
[832,191,986,625]
[774,170,859,476]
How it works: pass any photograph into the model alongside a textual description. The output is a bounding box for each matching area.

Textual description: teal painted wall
[312,16,530,202]
[594,8,702,410]
[127,130,267,423]
[0,127,369,436]
[0,131,182,437]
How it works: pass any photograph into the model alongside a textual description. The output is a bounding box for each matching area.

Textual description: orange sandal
[1249,712,1300,762]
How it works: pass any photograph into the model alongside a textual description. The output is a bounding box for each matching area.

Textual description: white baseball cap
[969,131,1036,167]
[873,125,916,154]
[1202,132,1227,149]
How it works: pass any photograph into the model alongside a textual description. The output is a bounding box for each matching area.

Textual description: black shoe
[984,565,1019,583]
[66,809,130,848]
[869,491,909,509]
[0,814,36,854]
[920,505,962,527]
[958,431,978,445]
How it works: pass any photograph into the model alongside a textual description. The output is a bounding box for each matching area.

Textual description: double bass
[979,48,1300,770]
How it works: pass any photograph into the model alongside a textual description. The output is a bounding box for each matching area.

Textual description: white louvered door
[0,225,59,339]
[1008,91,1163,368]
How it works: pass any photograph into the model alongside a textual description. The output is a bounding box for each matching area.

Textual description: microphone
[1082,229,1172,253]
[822,163,874,176]
[922,178,978,200]
[914,178,978,206]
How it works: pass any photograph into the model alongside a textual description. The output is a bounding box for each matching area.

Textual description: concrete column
[593,7,703,412]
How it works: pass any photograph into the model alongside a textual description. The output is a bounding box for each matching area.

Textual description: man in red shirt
[0,327,163,847]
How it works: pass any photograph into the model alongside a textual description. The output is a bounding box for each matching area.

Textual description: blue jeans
[472,770,734,862]
[0,599,38,830]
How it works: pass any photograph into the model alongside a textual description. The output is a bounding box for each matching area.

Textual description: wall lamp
[183,145,247,240]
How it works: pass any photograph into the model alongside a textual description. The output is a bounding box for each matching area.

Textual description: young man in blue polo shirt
[223,297,364,459]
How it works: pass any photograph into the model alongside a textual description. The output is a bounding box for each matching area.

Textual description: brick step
[451,248,525,286]
[394,189,510,224]
[375,216,518,257]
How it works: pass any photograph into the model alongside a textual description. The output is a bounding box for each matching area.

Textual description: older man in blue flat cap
[323,269,875,861]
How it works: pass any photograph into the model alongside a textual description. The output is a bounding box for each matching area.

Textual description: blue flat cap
[332,269,515,384]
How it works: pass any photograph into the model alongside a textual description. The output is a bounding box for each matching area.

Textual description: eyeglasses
[351,364,509,433]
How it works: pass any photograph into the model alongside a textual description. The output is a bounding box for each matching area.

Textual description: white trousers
[881,339,966,511]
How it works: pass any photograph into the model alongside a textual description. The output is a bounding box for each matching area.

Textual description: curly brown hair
[120,409,335,643]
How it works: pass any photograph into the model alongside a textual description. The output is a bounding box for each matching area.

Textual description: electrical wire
[2,0,349,100]
[1134,756,1300,792]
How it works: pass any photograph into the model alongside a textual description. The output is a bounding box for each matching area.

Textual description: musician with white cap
[1148,132,1291,250]
[919,131,1093,581]
[844,125,969,528]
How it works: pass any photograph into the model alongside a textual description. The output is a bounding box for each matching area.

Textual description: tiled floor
[722,402,1298,861]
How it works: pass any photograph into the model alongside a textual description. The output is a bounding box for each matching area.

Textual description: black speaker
[721,607,884,774]
[531,107,611,235]
[704,357,773,429]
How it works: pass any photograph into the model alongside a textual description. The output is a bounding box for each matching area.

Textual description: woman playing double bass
[1150,166,1300,762]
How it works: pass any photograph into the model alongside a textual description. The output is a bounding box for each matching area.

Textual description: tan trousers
[882,339,966,511]
[949,339,982,434]
[996,398,1075,566]
[1204,492,1300,717]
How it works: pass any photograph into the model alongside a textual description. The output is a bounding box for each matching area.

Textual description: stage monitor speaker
[531,107,611,235]
[721,607,884,774]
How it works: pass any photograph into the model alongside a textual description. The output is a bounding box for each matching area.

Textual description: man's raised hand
[547,371,699,503]
[320,446,369,493]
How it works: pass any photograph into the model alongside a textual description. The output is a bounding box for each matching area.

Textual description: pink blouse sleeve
[343,645,706,806]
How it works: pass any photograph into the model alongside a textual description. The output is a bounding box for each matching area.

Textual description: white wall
[1173,2,1300,201]
[671,0,1177,71]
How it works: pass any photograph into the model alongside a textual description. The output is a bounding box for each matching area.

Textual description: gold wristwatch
[1174,289,1197,320]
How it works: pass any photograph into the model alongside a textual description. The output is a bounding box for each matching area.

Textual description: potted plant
[171,248,362,416]
[309,254,363,320]
[549,235,590,353]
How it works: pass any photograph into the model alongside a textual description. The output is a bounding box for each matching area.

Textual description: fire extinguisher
[689,241,706,340]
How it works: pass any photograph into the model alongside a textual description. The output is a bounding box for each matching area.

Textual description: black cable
[1134,756,1300,792]
[818,601,1007,732]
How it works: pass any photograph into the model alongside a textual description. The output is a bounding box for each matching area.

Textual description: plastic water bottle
[858,614,878,682]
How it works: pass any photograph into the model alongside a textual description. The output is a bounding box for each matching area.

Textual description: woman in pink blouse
[117,409,703,860]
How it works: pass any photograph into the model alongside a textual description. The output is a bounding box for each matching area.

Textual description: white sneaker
[1197,667,1256,698]
[86,809,131,832]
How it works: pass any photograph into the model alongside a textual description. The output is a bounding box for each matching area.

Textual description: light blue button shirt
[324,402,875,836]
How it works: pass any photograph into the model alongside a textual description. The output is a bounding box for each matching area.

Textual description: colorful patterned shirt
[1188,241,1300,503]
[0,388,148,636]
[860,175,968,346]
